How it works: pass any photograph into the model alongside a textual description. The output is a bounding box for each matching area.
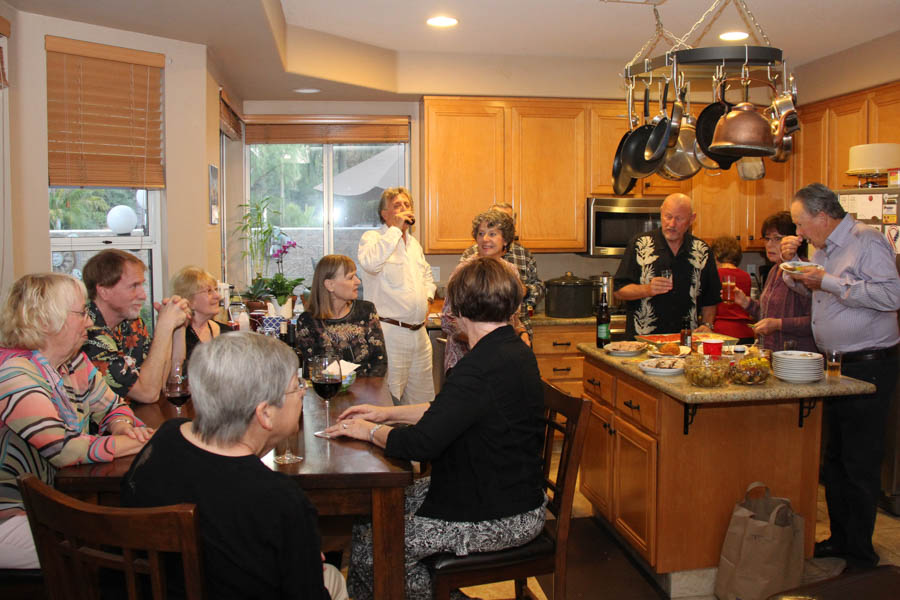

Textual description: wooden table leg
[371,486,406,599]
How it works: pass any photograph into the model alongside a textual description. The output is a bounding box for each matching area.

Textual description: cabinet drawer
[583,361,615,406]
[537,355,584,380]
[532,326,595,355]
[615,378,659,434]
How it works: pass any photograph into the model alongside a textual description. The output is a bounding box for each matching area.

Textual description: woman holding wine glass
[295,255,386,377]
[325,257,546,600]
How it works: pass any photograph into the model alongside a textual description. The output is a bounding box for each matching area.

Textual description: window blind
[46,36,166,188]
[219,93,243,141]
[244,115,409,144]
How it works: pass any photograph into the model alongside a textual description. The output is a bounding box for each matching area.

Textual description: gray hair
[794,183,846,220]
[378,187,412,224]
[470,209,515,249]
[0,273,86,349]
[188,331,298,445]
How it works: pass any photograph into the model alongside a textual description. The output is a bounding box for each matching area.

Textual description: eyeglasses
[285,382,306,398]
[763,235,785,244]
[196,288,218,297]
[69,306,89,318]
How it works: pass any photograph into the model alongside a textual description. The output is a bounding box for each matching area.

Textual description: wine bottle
[596,292,611,348]
[680,316,692,349]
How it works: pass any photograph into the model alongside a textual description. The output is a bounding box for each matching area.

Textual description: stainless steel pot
[545,272,594,318]
[591,272,621,313]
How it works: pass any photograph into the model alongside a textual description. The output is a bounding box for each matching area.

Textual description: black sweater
[385,325,545,522]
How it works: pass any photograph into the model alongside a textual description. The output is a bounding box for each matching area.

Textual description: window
[45,36,165,326]
[245,117,409,284]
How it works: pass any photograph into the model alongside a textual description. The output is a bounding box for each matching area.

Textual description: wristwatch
[702,322,714,329]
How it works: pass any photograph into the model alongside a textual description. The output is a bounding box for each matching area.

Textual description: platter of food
[649,343,691,358]
[604,341,648,356]
[779,260,823,274]
[636,332,738,346]
[639,358,685,376]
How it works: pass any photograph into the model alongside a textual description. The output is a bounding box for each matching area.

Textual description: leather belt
[841,344,900,364]
[379,317,425,331]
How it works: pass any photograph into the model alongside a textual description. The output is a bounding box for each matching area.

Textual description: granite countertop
[577,343,876,405]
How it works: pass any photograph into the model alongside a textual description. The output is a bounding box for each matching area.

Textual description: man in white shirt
[358,187,436,404]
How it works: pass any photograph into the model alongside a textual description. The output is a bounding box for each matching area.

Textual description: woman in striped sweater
[0,273,154,570]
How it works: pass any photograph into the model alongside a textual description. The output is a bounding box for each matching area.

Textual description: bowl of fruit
[729,355,771,385]
[683,354,729,387]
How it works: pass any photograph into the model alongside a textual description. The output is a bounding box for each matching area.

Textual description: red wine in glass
[312,378,341,400]
[165,363,190,416]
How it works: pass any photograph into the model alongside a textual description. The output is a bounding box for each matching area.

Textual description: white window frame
[0,35,12,296]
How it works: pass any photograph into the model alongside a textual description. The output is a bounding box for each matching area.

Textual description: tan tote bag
[714,482,804,600]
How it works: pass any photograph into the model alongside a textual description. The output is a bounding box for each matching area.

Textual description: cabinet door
[691,167,744,243]
[744,159,793,250]
[794,103,828,191]
[589,103,633,196]
[423,99,507,253]
[867,83,900,144]
[510,103,587,251]
[613,415,658,565]
[828,94,868,191]
[581,401,615,520]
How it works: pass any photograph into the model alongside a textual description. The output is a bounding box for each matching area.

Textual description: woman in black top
[169,266,233,374]
[325,257,546,600]
[295,255,386,376]
[122,332,348,600]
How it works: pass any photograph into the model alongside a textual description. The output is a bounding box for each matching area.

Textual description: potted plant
[237,196,278,281]
[265,272,305,306]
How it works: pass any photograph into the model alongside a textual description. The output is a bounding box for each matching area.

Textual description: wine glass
[307,354,342,427]
[165,362,190,417]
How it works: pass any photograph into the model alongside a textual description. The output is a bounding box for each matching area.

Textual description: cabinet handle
[608,427,616,436]
[749,235,755,241]
[587,378,601,387]
[736,235,741,241]
[601,422,609,431]
[552,341,571,347]
[623,399,640,411]
[553,367,572,373]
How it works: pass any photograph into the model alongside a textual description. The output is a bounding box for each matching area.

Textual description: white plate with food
[649,343,691,358]
[779,261,823,275]
[605,341,648,356]
[639,358,685,376]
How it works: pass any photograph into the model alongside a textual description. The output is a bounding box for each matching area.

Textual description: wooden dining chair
[428,381,591,600]
[17,473,205,600]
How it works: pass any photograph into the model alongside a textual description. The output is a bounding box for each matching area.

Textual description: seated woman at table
[733,211,816,352]
[442,209,529,371]
[710,236,755,343]
[169,265,233,372]
[121,331,348,600]
[326,257,546,600]
[0,273,152,570]
[295,254,387,376]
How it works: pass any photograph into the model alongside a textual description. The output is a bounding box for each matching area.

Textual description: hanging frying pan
[695,80,739,170]
[612,83,638,195]
[622,85,667,179]
[645,66,683,162]
[659,85,701,181]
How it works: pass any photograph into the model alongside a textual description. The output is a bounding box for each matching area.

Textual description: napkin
[266,302,276,317]
[324,360,360,376]
[279,297,293,319]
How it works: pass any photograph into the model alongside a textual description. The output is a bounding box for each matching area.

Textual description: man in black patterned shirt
[460,203,544,337]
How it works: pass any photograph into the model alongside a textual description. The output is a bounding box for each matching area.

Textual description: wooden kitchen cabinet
[827,93,868,190]
[867,83,900,144]
[744,158,793,249]
[532,324,594,397]
[580,400,614,520]
[613,414,658,564]
[691,167,744,243]
[794,103,828,188]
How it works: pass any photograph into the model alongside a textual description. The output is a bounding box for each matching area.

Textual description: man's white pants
[381,323,435,404]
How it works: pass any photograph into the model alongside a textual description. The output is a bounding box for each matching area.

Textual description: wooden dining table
[54,376,413,599]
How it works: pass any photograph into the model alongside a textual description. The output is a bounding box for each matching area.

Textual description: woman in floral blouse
[0,273,153,569]
[295,255,387,376]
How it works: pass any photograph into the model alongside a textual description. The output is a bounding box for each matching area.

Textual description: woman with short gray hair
[122,332,348,600]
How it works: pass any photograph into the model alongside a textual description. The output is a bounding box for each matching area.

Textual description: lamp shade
[847,143,900,175]
[106,205,138,235]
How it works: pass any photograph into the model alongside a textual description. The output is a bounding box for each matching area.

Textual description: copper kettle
[709,79,776,157]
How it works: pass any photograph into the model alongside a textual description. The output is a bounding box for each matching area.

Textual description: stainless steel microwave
[586,197,663,256]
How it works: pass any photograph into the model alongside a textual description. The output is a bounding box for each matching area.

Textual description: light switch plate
[432,266,440,283]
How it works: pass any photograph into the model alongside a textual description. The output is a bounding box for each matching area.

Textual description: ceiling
[9,0,900,102]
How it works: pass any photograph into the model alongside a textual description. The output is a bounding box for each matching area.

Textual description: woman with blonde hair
[295,255,387,376]
[169,266,234,372]
[0,273,152,569]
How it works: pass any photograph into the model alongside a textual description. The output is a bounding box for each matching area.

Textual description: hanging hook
[644,58,653,85]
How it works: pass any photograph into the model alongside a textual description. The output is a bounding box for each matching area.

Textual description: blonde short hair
[0,273,86,350]
[170,266,217,300]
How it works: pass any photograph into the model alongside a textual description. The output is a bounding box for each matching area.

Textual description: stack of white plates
[772,350,824,383]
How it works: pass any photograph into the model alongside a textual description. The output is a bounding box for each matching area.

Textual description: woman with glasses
[733,211,816,352]
[169,266,234,372]
[0,273,152,570]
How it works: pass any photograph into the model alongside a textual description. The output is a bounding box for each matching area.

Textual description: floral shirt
[82,301,152,399]
[294,300,387,376]
[614,229,721,337]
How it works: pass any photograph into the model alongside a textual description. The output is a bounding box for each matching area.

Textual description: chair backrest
[18,473,205,600]
[540,381,591,540]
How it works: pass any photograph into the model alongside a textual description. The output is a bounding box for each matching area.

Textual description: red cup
[703,339,723,356]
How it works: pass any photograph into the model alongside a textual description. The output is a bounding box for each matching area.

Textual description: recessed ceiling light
[427,16,458,28]
[293,88,320,94]
[719,31,749,41]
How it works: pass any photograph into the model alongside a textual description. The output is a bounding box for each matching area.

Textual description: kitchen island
[576,342,875,595]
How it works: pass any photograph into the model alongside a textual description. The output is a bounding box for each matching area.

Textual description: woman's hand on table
[337,403,389,423]
[109,418,155,443]
[324,417,375,442]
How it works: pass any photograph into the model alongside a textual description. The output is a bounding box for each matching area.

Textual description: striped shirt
[0,349,139,520]
[783,214,900,352]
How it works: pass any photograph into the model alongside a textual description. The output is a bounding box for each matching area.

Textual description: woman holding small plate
[733,211,817,352]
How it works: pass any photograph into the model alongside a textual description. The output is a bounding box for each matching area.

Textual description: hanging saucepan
[695,80,739,170]
[737,156,766,181]
[645,80,683,162]
[772,133,793,163]
[658,85,701,180]
[709,76,776,158]
[622,84,668,179]
[612,82,639,195]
